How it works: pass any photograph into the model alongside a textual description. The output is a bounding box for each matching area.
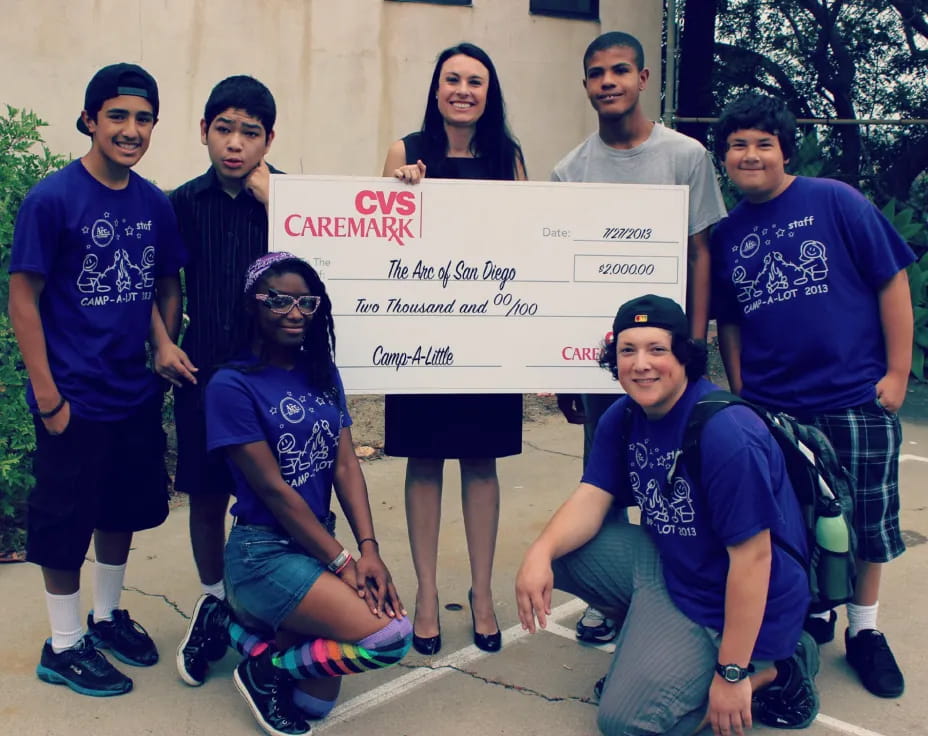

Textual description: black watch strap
[715,662,754,682]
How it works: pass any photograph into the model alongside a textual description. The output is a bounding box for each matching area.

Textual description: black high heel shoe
[412,609,442,655]
[412,629,442,655]
[468,589,501,653]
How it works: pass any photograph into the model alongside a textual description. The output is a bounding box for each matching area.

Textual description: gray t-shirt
[551,123,726,235]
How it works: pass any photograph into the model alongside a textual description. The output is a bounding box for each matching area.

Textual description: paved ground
[1,410,926,735]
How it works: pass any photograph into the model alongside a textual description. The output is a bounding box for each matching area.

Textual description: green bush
[0,106,69,553]
[883,199,928,381]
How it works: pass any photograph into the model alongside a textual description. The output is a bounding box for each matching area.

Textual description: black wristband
[358,537,379,550]
[38,396,67,419]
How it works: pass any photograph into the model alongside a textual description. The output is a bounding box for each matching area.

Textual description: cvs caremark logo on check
[284,188,421,246]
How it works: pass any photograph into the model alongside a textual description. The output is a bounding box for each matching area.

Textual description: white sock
[847,601,879,638]
[92,561,126,623]
[202,580,226,601]
[45,591,84,653]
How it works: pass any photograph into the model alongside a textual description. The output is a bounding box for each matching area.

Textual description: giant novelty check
[269,175,688,394]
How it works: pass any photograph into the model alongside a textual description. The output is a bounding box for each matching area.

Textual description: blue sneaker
[36,637,132,697]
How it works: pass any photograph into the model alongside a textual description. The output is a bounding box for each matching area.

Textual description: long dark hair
[419,42,524,180]
[230,257,339,397]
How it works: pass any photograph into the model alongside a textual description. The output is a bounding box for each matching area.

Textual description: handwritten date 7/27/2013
[601,227,653,240]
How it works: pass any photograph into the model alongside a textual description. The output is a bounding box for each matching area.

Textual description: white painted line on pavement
[814,714,888,736]
[543,620,617,654]
[314,596,890,736]
[900,454,928,463]
[315,597,588,731]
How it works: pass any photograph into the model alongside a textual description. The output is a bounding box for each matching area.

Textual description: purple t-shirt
[711,177,914,412]
[206,359,352,525]
[10,160,186,420]
[583,378,809,660]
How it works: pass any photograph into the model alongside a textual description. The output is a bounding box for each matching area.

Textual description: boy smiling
[553,30,727,647]
[711,92,913,699]
[9,62,187,696]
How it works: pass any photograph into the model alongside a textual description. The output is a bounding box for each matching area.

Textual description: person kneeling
[206,253,411,736]
[515,295,818,735]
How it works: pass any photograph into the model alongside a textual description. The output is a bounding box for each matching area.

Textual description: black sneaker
[592,675,606,703]
[36,636,133,697]
[845,628,905,697]
[575,605,618,644]
[176,594,231,686]
[87,609,159,667]
[233,649,310,736]
[803,609,837,644]
[754,630,820,729]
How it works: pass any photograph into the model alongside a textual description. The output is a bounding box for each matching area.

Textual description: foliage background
[674,0,928,375]
[0,106,68,555]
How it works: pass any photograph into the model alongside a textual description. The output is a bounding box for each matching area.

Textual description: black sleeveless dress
[383,133,522,458]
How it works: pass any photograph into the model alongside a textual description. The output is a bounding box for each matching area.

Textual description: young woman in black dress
[382,43,526,655]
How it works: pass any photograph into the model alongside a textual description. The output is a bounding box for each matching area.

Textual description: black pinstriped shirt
[168,165,282,370]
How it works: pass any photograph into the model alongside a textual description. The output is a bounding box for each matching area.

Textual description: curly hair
[598,333,708,383]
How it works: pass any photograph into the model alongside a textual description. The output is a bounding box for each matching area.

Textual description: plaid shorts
[800,399,904,563]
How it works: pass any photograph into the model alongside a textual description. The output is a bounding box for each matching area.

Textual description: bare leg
[404,457,444,638]
[853,559,881,606]
[461,457,500,635]
[189,492,230,586]
[42,568,81,595]
[279,572,390,641]
[93,529,132,566]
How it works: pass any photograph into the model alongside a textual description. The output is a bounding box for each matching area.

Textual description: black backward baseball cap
[612,294,689,340]
[76,63,159,135]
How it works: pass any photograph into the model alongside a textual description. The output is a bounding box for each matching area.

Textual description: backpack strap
[605,398,637,501]
[679,390,811,569]
[679,390,748,483]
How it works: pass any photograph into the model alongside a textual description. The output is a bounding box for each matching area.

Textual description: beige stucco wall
[1,0,662,188]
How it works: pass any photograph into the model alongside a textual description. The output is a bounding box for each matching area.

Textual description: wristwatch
[715,663,755,683]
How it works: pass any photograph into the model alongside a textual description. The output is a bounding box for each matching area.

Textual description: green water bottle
[815,499,849,554]
[815,498,851,605]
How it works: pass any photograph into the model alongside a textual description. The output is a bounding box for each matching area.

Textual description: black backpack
[670,390,857,613]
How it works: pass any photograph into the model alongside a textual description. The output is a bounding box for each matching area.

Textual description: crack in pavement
[123,586,189,619]
[522,440,581,459]
[395,662,595,706]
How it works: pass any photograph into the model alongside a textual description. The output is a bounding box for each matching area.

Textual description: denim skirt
[225,524,326,631]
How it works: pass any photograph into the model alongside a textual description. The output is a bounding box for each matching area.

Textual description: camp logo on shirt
[727,219,829,316]
[628,440,697,538]
[77,210,156,307]
[269,390,344,488]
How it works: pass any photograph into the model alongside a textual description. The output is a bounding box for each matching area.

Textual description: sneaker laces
[267,669,306,726]
[72,638,119,677]
[110,610,153,645]
[865,633,897,668]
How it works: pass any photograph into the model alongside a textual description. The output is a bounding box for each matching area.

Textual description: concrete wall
[1,0,663,188]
